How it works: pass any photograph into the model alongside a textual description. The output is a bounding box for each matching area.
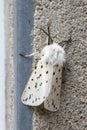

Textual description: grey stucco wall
[33,0,87,130]
[7,0,87,130]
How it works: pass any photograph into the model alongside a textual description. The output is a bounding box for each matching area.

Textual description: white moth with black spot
[21,43,65,112]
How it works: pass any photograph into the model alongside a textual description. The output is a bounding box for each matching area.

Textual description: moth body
[41,43,65,66]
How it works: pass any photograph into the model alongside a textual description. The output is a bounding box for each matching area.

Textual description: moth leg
[62,44,66,49]
[20,52,41,61]
[20,52,37,58]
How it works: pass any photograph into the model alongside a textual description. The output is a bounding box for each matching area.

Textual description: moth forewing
[44,65,62,112]
[21,60,53,106]
[21,60,43,106]
[41,62,53,98]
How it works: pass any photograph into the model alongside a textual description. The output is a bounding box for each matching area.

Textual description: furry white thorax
[41,43,66,66]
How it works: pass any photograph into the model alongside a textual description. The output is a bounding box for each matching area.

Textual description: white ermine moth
[21,42,65,112]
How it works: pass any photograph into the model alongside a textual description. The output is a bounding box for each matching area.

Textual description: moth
[21,26,66,112]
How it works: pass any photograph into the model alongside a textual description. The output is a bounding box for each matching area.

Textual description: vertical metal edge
[14,0,34,130]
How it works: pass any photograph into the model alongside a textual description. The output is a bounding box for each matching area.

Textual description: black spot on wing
[46,71,48,74]
[52,100,54,106]
[46,81,48,83]
[28,87,30,89]
[56,78,58,80]
[35,66,37,69]
[54,104,56,108]
[29,95,31,99]
[40,82,42,86]
[43,96,46,99]
[57,93,59,96]
[35,98,37,101]
[38,97,40,100]
[40,74,42,76]
[23,97,28,102]
[51,99,56,109]
[34,71,36,74]
[35,83,37,88]
[41,65,43,68]
[53,72,55,75]
[37,74,42,79]
[57,64,58,67]
[58,85,60,87]
[56,77,58,83]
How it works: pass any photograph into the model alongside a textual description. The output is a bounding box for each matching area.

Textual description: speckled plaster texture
[33,0,87,130]
[5,0,14,130]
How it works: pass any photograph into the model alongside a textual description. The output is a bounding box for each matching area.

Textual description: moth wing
[21,60,53,106]
[44,65,62,112]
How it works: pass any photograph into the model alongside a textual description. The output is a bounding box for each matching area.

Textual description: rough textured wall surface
[5,0,14,130]
[33,0,87,130]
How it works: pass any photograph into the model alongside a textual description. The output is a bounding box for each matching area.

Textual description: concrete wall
[5,0,14,130]
[0,0,5,129]
[7,0,87,130]
[33,0,87,130]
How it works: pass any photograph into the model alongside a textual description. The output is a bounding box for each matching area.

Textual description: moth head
[41,43,66,66]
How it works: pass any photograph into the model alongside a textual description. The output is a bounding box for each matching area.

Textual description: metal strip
[14,0,34,129]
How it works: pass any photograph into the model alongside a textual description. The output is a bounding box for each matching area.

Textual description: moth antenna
[40,22,53,45]
[47,22,53,45]
[40,28,49,37]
